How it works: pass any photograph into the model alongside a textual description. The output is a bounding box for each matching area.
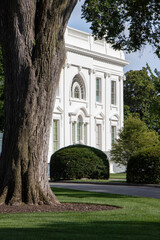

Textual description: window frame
[53,119,60,153]
[96,124,102,149]
[77,115,83,142]
[111,80,116,105]
[111,125,116,145]
[71,75,86,100]
[96,77,102,103]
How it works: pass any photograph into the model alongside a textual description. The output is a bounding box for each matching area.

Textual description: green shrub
[111,116,160,166]
[50,144,109,181]
[127,147,160,184]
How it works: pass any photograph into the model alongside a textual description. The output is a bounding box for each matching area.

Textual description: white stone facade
[48,27,129,173]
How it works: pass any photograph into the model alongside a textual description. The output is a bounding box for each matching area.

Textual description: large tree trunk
[0,0,77,205]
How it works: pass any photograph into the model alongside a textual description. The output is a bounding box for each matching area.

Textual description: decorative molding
[119,76,123,81]
[95,102,103,109]
[88,69,96,75]
[104,72,111,78]
[66,44,129,67]
[104,72,107,78]
[69,107,90,118]
[67,63,71,68]
[93,69,96,74]
[78,66,82,72]
[110,105,118,111]
[94,112,105,120]
[88,69,92,75]
[57,106,64,113]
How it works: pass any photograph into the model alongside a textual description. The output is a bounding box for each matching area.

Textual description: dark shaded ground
[0,203,119,214]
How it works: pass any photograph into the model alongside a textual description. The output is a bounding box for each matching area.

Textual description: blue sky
[68,1,159,73]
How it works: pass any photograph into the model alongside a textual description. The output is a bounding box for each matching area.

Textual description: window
[111,126,116,145]
[74,86,80,99]
[96,124,102,149]
[53,120,59,152]
[77,115,83,142]
[111,81,116,105]
[96,78,102,102]
[72,116,87,144]
[71,75,86,100]
[84,124,87,145]
[72,122,76,144]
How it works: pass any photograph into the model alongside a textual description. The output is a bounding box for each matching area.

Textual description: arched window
[71,74,86,100]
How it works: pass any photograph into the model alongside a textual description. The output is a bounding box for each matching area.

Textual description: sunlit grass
[0,187,159,240]
[110,173,126,179]
[64,172,126,183]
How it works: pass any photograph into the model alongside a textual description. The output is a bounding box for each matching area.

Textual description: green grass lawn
[0,187,159,240]
[110,172,126,179]
[66,172,126,182]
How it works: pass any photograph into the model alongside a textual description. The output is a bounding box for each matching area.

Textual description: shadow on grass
[0,220,159,240]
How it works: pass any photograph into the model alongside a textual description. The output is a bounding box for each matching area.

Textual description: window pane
[96,124,102,149]
[72,123,76,144]
[96,78,101,102]
[71,75,86,100]
[111,126,116,145]
[53,120,59,152]
[77,122,80,142]
[74,86,80,98]
[84,124,87,145]
[111,81,116,105]
[77,116,83,143]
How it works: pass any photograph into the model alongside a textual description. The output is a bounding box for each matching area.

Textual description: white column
[105,73,111,151]
[119,76,124,129]
[88,69,96,147]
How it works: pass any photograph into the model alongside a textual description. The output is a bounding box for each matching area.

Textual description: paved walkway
[51,182,160,199]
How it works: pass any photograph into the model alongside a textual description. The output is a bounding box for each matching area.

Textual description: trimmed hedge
[127,147,160,184]
[50,144,109,181]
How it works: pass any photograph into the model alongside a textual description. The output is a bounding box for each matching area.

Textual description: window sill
[110,104,118,110]
[70,98,88,105]
[56,96,61,103]
[95,102,103,108]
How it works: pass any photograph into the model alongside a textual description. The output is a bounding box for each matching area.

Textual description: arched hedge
[50,144,109,181]
[127,147,160,184]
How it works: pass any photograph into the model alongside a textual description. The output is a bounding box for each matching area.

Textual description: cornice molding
[66,43,129,67]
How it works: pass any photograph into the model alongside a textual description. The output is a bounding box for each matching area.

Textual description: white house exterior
[48,27,129,173]
[0,27,128,173]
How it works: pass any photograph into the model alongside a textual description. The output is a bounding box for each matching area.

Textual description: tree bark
[0,0,77,205]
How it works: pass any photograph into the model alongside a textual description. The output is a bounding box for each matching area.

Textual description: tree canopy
[111,116,160,166]
[124,66,160,133]
[82,0,160,56]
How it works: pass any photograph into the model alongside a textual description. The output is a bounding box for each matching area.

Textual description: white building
[48,27,129,173]
[0,27,128,173]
